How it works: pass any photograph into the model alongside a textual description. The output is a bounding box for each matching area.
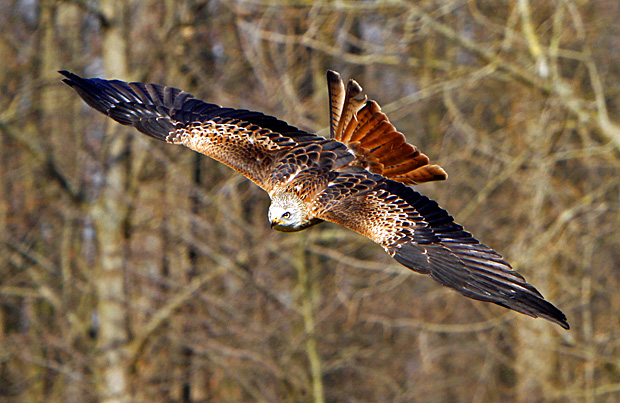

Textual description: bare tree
[1,1,620,402]
[92,1,130,402]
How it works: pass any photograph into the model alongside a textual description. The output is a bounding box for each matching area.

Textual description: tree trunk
[93,1,130,402]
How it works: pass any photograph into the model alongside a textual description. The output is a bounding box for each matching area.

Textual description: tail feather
[327,70,365,141]
[326,71,448,185]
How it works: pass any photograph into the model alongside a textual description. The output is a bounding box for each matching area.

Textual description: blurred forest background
[1,0,619,402]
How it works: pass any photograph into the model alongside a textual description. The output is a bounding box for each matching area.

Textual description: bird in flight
[60,70,569,329]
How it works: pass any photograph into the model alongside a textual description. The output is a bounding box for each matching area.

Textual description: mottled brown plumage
[60,70,569,329]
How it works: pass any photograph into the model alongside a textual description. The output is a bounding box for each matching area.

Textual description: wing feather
[312,172,569,329]
[60,71,353,191]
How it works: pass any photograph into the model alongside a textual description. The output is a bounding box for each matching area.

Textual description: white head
[268,192,321,232]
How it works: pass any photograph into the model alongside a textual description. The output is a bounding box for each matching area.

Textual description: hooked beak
[270,219,281,229]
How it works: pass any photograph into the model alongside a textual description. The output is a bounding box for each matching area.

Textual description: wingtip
[59,70,80,87]
[528,303,570,330]
[533,311,570,330]
[550,311,570,330]
[58,70,75,79]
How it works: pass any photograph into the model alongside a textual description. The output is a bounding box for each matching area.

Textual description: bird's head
[268,192,322,232]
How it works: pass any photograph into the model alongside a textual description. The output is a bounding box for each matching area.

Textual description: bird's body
[61,69,569,329]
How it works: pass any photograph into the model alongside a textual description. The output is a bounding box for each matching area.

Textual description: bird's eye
[282,212,291,219]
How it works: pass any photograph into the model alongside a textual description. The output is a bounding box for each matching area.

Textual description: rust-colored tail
[327,70,447,185]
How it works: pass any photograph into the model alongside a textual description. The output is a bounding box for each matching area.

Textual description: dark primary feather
[313,172,569,329]
[60,70,310,142]
[60,70,354,190]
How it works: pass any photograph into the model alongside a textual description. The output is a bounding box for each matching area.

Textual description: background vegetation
[1,0,619,402]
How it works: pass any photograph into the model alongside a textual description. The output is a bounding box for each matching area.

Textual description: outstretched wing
[327,70,448,185]
[60,71,353,191]
[311,171,569,329]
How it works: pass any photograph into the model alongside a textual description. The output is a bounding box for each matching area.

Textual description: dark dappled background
[1,0,619,402]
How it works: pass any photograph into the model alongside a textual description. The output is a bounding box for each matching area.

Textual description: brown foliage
[1,0,619,402]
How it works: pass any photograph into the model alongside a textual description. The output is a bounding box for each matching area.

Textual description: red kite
[61,70,569,329]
